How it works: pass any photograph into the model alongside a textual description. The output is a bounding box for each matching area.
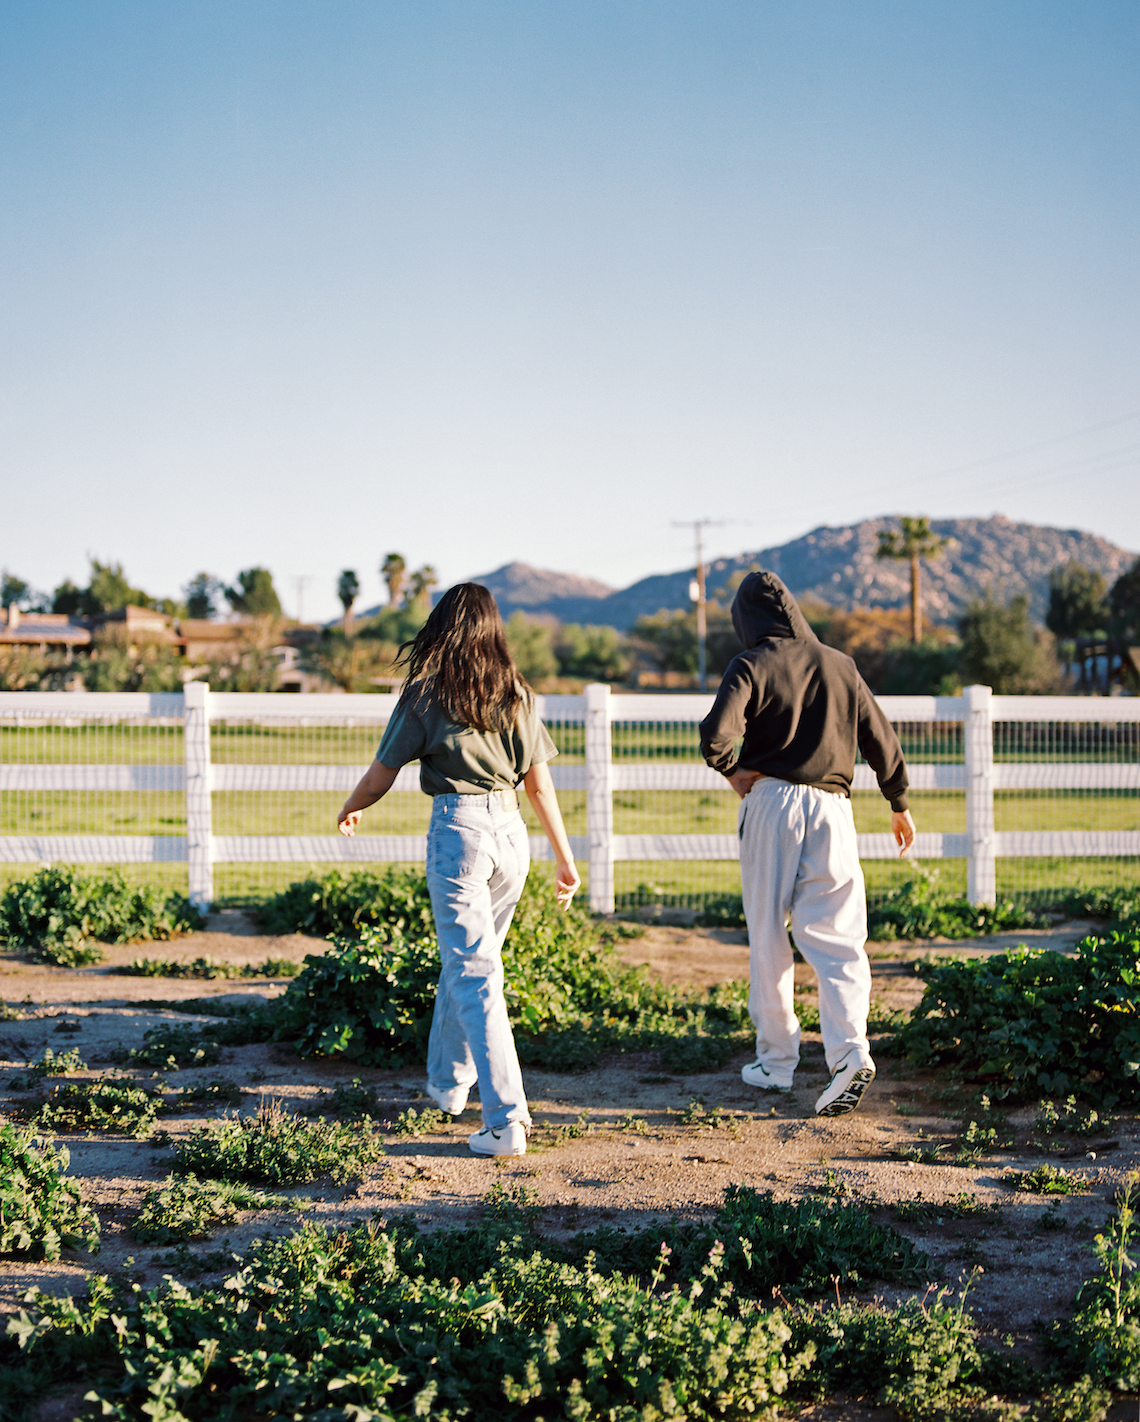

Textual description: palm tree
[407,565,438,607]
[381,554,407,609]
[337,570,360,637]
[875,517,949,645]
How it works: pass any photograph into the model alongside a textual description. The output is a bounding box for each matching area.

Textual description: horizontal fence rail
[1,685,1137,913]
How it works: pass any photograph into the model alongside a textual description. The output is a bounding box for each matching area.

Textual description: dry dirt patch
[1,911,1136,1382]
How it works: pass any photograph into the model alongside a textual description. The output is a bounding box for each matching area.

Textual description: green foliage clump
[115,1025,223,1070]
[304,1077,383,1118]
[868,865,1046,940]
[393,1105,447,1137]
[1003,1164,1091,1195]
[31,1079,162,1139]
[170,1101,385,1185]
[1035,1095,1116,1139]
[0,866,202,966]
[257,864,435,938]
[120,955,298,979]
[25,1047,87,1076]
[0,1123,99,1261]
[133,1175,299,1244]
[277,877,754,1072]
[279,925,438,1065]
[898,931,1140,1103]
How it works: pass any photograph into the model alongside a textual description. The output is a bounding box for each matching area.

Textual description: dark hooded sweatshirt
[699,571,909,811]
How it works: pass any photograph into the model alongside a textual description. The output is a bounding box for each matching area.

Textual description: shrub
[0,866,202,966]
[31,1079,162,1139]
[257,865,435,938]
[867,865,1045,941]
[278,877,755,1072]
[0,1123,99,1261]
[132,1175,299,1244]
[898,931,1140,1103]
[278,925,439,1066]
[169,1101,385,1185]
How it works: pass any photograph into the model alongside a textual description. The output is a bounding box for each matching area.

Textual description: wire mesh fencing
[1,687,1136,914]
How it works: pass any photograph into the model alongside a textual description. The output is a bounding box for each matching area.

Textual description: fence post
[585,682,614,914]
[964,683,995,907]
[184,680,214,911]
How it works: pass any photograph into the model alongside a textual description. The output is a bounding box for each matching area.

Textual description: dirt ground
[2,910,1138,1418]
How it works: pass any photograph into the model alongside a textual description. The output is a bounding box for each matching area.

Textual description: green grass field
[2,719,1135,907]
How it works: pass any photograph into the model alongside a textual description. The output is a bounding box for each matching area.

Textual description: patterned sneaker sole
[816,1066,876,1118]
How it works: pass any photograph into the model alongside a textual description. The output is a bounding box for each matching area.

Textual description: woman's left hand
[554,859,581,910]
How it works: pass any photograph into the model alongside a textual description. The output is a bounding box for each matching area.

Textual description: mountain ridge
[470,516,1136,629]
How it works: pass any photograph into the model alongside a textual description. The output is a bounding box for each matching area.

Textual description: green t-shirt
[376,685,558,796]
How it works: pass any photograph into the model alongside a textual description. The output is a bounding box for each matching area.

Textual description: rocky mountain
[472,517,1137,629]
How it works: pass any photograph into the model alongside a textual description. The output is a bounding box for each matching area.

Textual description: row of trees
[4,548,1139,697]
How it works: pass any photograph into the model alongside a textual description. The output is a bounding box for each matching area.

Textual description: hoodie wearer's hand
[891,810,916,855]
[727,769,762,799]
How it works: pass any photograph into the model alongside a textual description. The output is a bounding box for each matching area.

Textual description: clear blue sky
[3,1,1137,621]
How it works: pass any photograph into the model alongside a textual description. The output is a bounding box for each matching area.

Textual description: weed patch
[392,1105,447,1137]
[0,1123,100,1261]
[132,1175,300,1244]
[258,864,436,938]
[170,1076,243,1110]
[31,1079,162,1139]
[120,955,298,979]
[1003,1164,1092,1195]
[898,930,1140,1104]
[1035,1096,1117,1139]
[113,1025,223,1070]
[169,1101,385,1184]
[868,865,1047,940]
[304,1076,383,1118]
[0,865,202,966]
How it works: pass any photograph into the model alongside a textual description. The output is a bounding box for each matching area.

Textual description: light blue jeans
[425,792,531,1131]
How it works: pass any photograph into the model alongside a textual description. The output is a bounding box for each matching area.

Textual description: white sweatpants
[738,778,872,1077]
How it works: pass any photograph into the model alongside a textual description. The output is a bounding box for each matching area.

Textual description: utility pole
[292,575,311,626]
[673,519,725,693]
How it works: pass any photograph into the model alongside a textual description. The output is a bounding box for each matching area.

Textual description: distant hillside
[471,517,1137,629]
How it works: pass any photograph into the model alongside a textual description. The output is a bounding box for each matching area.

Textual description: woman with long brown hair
[337,583,580,1156]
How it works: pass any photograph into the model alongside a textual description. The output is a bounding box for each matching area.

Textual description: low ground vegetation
[0,866,202,967]
[2,1179,1138,1420]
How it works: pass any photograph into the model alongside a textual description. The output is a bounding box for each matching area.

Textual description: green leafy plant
[120,955,298,979]
[114,1024,223,1070]
[25,1047,87,1076]
[1004,1164,1091,1195]
[392,1105,447,1137]
[169,1076,243,1110]
[257,864,436,938]
[868,864,1046,941]
[133,1174,300,1244]
[0,1123,100,1260]
[169,1101,385,1185]
[0,866,202,966]
[304,1077,383,1118]
[898,931,1140,1103]
[31,1079,162,1139]
[1035,1095,1116,1138]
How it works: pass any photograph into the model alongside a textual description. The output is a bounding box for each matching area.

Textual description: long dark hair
[396,583,528,732]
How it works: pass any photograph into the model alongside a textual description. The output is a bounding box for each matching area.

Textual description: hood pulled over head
[731,570,818,649]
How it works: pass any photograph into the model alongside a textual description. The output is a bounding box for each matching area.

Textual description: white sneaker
[741,1060,794,1091]
[426,1082,469,1116]
[815,1055,876,1117]
[468,1122,527,1156]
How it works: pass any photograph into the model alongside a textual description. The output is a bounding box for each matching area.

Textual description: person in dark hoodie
[699,571,915,1117]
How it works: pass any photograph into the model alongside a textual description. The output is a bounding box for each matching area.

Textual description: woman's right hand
[337,806,361,837]
[554,859,581,910]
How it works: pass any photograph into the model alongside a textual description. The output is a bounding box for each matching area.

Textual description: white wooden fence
[1,685,1137,913]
